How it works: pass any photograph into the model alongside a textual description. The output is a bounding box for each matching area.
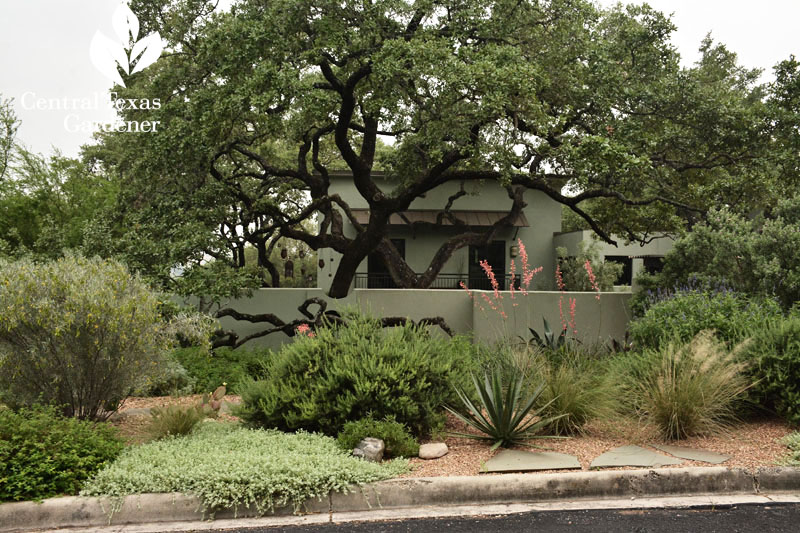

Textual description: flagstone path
[481,444,731,473]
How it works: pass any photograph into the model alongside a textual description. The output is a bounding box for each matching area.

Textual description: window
[468,241,506,290]
[605,255,632,285]
[367,239,405,288]
[643,256,664,275]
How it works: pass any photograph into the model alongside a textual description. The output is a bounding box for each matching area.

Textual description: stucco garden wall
[213,288,632,351]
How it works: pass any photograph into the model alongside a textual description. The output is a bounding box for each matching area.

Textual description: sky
[0,0,798,157]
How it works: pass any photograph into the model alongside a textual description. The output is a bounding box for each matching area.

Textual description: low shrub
[135,356,196,397]
[0,254,214,419]
[779,432,800,466]
[739,316,800,424]
[336,416,420,458]
[82,423,407,514]
[0,406,124,502]
[173,346,269,394]
[628,288,783,349]
[614,331,751,439]
[236,314,479,437]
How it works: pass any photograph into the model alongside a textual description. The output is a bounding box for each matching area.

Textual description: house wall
[213,288,632,351]
[553,230,674,257]
[553,230,674,284]
[317,176,563,293]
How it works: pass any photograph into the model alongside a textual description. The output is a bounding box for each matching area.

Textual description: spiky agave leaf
[445,367,566,450]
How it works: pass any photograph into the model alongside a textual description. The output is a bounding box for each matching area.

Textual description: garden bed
[111,397,795,476]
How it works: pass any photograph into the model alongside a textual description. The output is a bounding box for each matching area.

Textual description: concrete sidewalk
[2,466,799,533]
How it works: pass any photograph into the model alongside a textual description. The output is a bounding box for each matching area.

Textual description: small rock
[353,438,385,462]
[419,442,448,459]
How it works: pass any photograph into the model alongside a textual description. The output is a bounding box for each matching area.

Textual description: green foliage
[0,95,19,182]
[147,386,226,440]
[0,254,214,419]
[336,416,420,458]
[94,0,780,299]
[519,347,617,436]
[0,145,117,261]
[613,332,751,440]
[236,314,478,437]
[82,423,407,515]
[556,241,623,291]
[0,406,124,502]
[172,346,270,394]
[779,432,800,466]
[525,317,568,351]
[649,199,800,310]
[628,288,783,349]
[147,405,206,440]
[135,356,196,397]
[739,317,800,425]
[446,366,563,450]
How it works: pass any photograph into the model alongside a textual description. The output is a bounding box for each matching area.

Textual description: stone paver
[590,445,684,469]
[653,444,730,464]
[484,449,581,473]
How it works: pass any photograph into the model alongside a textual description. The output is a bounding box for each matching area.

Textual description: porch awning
[350,209,529,227]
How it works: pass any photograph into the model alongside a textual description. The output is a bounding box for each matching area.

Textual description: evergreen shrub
[740,316,800,424]
[236,314,478,437]
[0,406,124,502]
[0,255,213,419]
[336,415,420,458]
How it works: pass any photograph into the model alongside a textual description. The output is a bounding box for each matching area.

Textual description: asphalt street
[200,503,800,533]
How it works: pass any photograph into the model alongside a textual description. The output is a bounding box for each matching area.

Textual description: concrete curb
[2,467,799,532]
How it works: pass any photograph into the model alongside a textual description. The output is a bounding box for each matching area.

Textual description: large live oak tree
[91,0,785,299]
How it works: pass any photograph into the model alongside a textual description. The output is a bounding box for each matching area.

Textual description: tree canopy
[88,0,794,298]
[0,97,118,260]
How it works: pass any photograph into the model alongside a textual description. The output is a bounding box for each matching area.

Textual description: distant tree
[0,96,18,182]
[639,195,800,310]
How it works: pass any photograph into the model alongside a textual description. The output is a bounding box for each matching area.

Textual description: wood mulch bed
[111,396,795,474]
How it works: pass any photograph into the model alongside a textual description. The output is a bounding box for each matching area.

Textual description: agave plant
[524,317,568,351]
[445,367,565,450]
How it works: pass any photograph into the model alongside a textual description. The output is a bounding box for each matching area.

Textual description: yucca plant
[445,367,564,450]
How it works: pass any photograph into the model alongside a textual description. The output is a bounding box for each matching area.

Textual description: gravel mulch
[111,395,242,444]
[111,397,795,473]
[404,413,794,477]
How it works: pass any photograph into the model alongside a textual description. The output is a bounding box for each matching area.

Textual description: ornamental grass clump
[82,423,408,515]
[146,405,206,440]
[523,347,618,436]
[618,331,751,440]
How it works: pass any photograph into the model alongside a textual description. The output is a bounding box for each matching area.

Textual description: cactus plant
[197,384,226,418]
